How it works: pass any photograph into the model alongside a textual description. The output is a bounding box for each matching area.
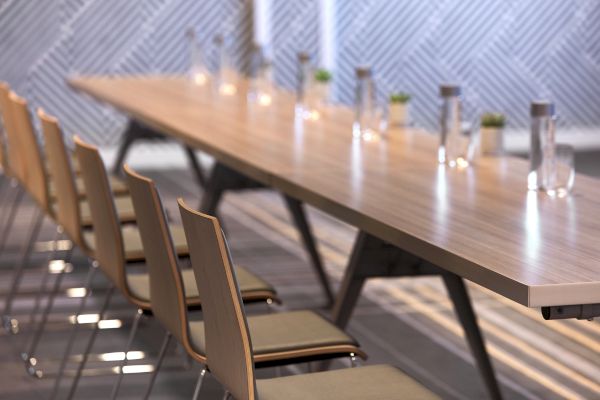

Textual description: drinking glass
[187,28,209,87]
[553,143,575,196]
[439,85,462,165]
[353,66,385,139]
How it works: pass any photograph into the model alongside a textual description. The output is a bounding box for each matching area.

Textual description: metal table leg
[283,195,333,306]
[200,163,333,304]
[331,230,503,400]
[111,121,207,189]
[442,273,502,400]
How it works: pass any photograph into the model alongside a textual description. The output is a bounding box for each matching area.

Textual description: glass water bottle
[215,34,237,95]
[353,66,379,138]
[248,44,273,105]
[296,52,320,119]
[254,60,274,106]
[297,52,312,107]
[439,84,462,165]
[528,101,556,192]
[186,28,209,86]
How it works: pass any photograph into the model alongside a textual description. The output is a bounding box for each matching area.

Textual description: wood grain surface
[69,75,600,308]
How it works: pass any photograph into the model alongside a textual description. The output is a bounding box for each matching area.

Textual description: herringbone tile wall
[1,0,599,144]
[0,0,252,144]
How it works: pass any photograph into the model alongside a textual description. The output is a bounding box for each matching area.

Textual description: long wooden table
[70,75,600,399]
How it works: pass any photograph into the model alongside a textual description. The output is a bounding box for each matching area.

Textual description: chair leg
[66,284,115,400]
[142,331,172,400]
[110,308,144,400]
[27,226,65,326]
[2,207,44,334]
[349,352,361,368]
[49,261,98,399]
[283,195,334,306]
[22,239,71,373]
[192,368,207,400]
[0,183,24,256]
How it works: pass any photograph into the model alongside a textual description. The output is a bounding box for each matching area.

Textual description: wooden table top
[69,75,600,308]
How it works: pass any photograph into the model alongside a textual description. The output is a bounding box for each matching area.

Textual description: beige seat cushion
[83,224,189,262]
[52,195,137,226]
[49,175,128,199]
[127,269,199,302]
[125,265,275,304]
[189,310,358,357]
[257,364,439,400]
[79,196,137,225]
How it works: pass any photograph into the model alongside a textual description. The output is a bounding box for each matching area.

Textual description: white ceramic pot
[480,127,504,155]
[313,82,330,106]
[389,102,409,126]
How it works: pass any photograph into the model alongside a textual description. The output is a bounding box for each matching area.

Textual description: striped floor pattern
[0,165,598,399]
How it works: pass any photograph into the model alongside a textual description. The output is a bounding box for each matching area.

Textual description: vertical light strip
[253,0,271,53]
[319,0,336,70]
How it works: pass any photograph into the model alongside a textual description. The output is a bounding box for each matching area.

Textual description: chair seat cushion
[189,310,358,359]
[83,224,189,262]
[49,175,128,199]
[52,195,137,226]
[80,196,137,225]
[257,364,439,400]
[125,265,275,305]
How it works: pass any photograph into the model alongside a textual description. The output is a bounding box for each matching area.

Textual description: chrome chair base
[110,308,144,400]
[2,207,45,334]
[192,368,207,400]
[1,315,19,334]
[142,331,172,400]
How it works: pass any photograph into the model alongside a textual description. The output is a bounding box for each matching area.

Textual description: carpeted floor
[0,152,599,399]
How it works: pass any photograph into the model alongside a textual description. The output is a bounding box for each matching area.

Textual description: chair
[0,83,33,335]
[0,91,57,335]
[124,167,365,399]
[15,105,150,374]
[179,200,439,400]
[0,84,29,252]
[64,138,278,399]
[0,82,19,199]
[0,92,133,335]
[119,165,285,399]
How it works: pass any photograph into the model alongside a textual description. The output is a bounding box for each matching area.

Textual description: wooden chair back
[74,136,126,290]
[8,92,50,214]
[124,165,190,346]
[39,110,87,249]
[0,87,26,184]
[0,82,11,175]
[179,199,257,400]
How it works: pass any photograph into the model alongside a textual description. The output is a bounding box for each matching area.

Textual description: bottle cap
[298,52,310,63]
[355,66,372,78]
[440,84,461,97]
[530,101,555,117]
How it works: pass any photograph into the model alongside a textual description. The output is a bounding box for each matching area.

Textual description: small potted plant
[313,68,332,105]
[389,92,411,126]
[480,112,506,155]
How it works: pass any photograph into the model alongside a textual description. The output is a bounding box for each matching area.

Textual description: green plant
[389,92,411,103]
[314,69,332,83]
[481,112,506,128]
